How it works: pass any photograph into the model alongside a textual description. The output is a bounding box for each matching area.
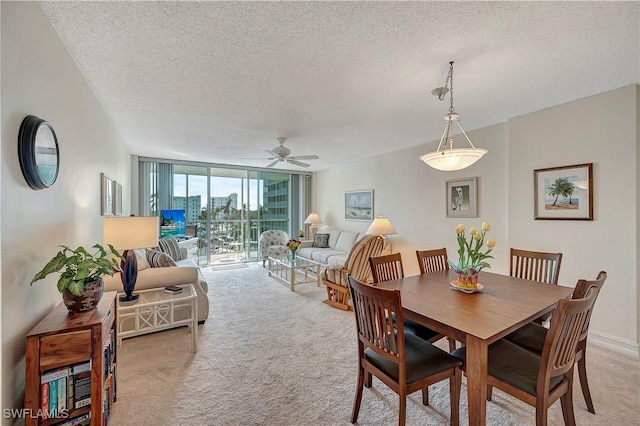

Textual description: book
[73,371,92,409]
[49,379,58,415]
[57,377,66,412]
[71,360,91,375]
[41,366,70,384]
[57,412,91,426]
[40,382,49,420]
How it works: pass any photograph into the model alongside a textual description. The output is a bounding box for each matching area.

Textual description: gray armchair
[260,230,290,267]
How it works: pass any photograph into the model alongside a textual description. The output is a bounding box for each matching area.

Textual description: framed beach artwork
[345,190,373,221]
[534,163,593,220]
[101,173,114,216]
[446,177,478,218]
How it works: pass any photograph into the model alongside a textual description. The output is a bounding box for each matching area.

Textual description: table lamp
[103,216,159,302]
[366,216,397,251]
[304,213,322,239]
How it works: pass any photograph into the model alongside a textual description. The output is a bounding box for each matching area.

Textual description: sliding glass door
[139,159,306,266]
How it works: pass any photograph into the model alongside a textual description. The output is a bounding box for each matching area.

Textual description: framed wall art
[113,181,123,215]
[101,173,114,216]
[345,190,373,221]
[446,177,478,218]
[534,163,593,220]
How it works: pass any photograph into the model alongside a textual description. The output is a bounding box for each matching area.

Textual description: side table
[116,284,198,353]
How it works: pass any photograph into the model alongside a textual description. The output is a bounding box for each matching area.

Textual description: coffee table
[268,256,321,291]
[116,284,198,353]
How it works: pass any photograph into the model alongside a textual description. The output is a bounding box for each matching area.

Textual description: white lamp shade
[366,217,397,236]
[419,148,487,171]
[304,213,322,225]
[103,216,159,250]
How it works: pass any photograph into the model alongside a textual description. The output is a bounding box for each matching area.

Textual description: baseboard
[589,330,639,358]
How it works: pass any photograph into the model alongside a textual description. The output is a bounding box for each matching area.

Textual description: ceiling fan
[247,137,319,168]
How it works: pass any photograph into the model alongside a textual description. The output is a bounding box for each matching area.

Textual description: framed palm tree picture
[534,163,593,220]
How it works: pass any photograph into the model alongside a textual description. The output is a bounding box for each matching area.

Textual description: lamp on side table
[304,213,322,240]
[103,216,159,302]
[366,216,397,253]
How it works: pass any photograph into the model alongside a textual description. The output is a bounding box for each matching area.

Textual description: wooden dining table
[375,268,573,426]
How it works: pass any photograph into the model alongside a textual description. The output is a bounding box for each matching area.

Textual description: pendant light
[419,61,487,171]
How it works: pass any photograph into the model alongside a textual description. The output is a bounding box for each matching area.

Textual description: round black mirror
[18,115,60,190]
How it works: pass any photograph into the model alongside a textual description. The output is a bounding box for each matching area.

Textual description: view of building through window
[139,160,309,266]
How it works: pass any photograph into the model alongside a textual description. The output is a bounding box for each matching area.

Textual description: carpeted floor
[108,263,639,425]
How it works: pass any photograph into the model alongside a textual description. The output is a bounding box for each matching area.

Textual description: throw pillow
[134,249,150,270]
[158,237,183,261]
[313,233,330,248]
[146,249,177,268]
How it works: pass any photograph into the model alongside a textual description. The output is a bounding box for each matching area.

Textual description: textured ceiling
[40,1,639,172]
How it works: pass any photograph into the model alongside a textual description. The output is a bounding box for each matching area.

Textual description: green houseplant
[31,244,123,312]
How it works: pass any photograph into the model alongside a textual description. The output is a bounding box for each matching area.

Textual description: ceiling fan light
[419,147,487,171]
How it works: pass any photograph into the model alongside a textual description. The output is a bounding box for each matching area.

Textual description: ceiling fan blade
[288,155,319,160]
[266,160,279,168]
[265,150,279,156]
[286,159,311,168]
[239,156,276,160]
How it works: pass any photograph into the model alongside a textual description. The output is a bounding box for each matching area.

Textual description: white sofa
[298,228,364,269]
[103,248,209,322]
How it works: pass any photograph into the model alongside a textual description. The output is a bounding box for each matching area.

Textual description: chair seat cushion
[504,322,547,354]
[403,318,441,342]
[452,339,563,396]
[391,314,441,342]
[364,333,461,385]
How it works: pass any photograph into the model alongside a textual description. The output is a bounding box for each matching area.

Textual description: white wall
[318,122,510,277]
[509,85,638,355]
[317,85,639,357]
[1,2,132,415]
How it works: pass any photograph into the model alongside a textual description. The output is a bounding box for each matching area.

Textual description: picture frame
[534,163,593,220]
[345,190,373,221]
[101,173,114,216]
[446,177,478,218]
[113,181,123,215]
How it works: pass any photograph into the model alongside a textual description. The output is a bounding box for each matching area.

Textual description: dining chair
[347,275,462,426]
[510,248,563,324]
[416,248,449,274]
[414,248,457,352]
[322,235,384,310]
[369,253,455,398]
[452,286,600,426]
[504,271,607,414]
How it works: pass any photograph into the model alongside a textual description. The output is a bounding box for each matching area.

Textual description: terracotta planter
[62,278,104,313]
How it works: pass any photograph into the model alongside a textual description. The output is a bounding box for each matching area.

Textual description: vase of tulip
[448,222,496,289]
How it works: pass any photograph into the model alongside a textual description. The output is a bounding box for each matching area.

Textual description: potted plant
[448,222,496,289]
[30,244,124,313]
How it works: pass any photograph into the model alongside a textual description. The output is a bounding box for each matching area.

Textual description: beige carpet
[108,263,639,425]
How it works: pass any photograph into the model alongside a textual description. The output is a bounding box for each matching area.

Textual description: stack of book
[40,360,92,420]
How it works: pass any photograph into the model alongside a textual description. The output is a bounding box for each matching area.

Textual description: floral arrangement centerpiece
[286,239,302,260]
[448,222,496,289]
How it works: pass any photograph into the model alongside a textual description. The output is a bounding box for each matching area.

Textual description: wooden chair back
[345,235,385,282]
[348,275,405,364]
[572,271,606,340]
[322,235,384,310]
[510,248,562,284]
[416,248,449,274]
[541,287,600,383]
[369,253,404,284]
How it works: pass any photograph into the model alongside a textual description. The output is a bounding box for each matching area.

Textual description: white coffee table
[116,284,198,353]
[268,256,321,291]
